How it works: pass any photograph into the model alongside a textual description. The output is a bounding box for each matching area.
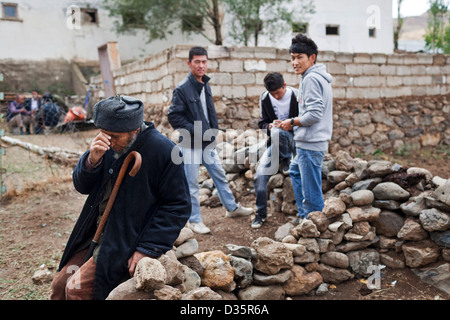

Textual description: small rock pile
[106,150,450,300]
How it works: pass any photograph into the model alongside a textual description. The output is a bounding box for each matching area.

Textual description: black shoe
[251,215,266,229]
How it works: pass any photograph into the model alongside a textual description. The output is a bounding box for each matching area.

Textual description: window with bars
[325,25,339,36]
[1,2,21,21]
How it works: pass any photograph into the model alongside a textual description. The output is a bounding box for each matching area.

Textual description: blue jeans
[254,128,294,217]
[289,148,325,218]
[181,147,238,223]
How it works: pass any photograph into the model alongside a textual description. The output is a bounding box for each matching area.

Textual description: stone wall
[0,59,74,95]
[91,44,450,154]
[106,150,450,300]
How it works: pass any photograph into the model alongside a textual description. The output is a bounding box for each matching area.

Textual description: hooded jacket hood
[303,63,332,83]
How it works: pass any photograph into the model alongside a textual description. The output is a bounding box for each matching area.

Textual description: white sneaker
[188,222,211,234]
[226,203,254,218]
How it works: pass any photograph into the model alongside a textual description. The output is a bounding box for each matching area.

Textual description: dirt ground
[0,128,449,300]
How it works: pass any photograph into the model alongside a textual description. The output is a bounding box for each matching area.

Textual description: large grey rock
[182,287,223,300]
[320,251,350,269]
[307,211,329,232]
[323,197,347,218]
[425,195,450,212]
[229,256,253,289]
[372,182,410,201]
[174,227,194,246]
[238,285,285,300]
[430,230,450,248]
[347,205,380,222]
[283,265,323,296]
[297,220,321,238]
[412,263,450,295]
[434,180,450,206]
[400,195,428,216]
[397,217,428,241]
[419,208,450,232]
[251,237,294,275]
[134,257,166,292]
[253,269,291,285]
[106,278,154,300]
[367,160,393,177]
[351,178,382,191]
[179,264,201,293]
[317,263,354,284]
[283,177,296,202]
[350,190,374,206]
[346,249,380,276]
[194,250,235,292]
[225,244,257,260]
[327,171,350,184]
[334,150,354,171]
[274,223,295,241]
[402,240,441,268]
[154,285,182,300]
[282,243,307,256]
[267,173,284,190]
[374,199,401,210]
[158,250,184,286]
[372,210,405,237]
[407,167,433,183]
[175,238,199,259]
[379,251,405,269]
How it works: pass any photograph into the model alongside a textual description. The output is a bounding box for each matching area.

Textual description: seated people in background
[35,92,60,133]
[6,94,29,135]
[23,89,42,134]
[252,72,298,229]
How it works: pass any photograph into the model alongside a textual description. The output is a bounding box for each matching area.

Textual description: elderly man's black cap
[93,94,144,132]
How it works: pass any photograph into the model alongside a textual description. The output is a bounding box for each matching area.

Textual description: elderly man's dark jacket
[58,122,191,300]
[168,72,219,149]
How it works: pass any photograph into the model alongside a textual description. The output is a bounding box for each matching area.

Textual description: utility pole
[0,72,6,197]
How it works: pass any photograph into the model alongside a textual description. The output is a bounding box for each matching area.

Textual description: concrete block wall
[92,44,450,103]
[90,45,450,153]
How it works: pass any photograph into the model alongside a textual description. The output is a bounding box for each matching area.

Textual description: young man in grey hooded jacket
[278,34,333,224]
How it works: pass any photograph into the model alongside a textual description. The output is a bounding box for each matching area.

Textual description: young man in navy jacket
[168,46,253,234]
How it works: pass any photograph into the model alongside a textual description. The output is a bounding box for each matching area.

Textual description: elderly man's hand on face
[88,131,111,166]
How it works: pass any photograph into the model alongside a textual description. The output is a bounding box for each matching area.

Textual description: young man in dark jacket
[50,94,191,300]
[168,46,253,234]
[252,72,298,228]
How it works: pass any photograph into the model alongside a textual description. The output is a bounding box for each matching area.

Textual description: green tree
[103,0,224,45]
[444,16,450,53]
[424,0,448,53]
[222,0,315,46]
[393,0,404,51]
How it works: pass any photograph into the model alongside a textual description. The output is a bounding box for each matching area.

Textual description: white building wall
[227,0,394,54]
[0,0,209,62]
[308,0,393,54]
[0,0,394,63]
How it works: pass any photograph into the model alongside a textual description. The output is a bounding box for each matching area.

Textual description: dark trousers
[254,129,294,217]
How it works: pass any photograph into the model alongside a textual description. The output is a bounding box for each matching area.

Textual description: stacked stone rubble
[107,150,450,300]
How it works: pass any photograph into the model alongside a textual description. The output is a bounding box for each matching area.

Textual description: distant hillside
[394,12,427,41]
[394,11,449,41]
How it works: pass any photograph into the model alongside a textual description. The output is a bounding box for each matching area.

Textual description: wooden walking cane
[84,151,142,262]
